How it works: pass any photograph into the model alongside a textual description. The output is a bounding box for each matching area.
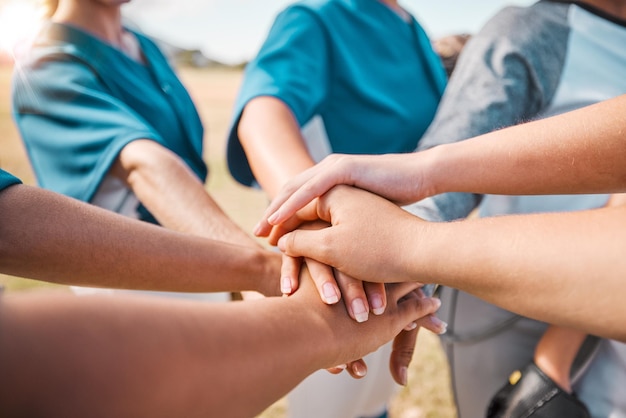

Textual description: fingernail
[399,366,408,386]
[352,362,367,377]
[323,282,339,304]
[335,364,347,370]
[281,276,292,295]
[277,236,286,251]
[433,298,442,309]
[370,294,385,315]
[267,212,279,225]
[404,321,418,331]
[431,317,448,334]
[352,298,369,323]
[252,221,263,236]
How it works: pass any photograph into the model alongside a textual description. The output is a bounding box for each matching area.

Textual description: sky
[121,0,535,64]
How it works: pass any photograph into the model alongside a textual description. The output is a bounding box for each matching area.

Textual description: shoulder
[14,23,104,87]
[12,42,103,111]
[14,47,97,90]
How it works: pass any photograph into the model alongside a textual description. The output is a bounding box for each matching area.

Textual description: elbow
[116,140,183,185]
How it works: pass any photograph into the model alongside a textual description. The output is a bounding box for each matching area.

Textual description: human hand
[325,287,447,384]
[276,185,428,285]
[254,153,431,237]
[291,273,442,372]
[278,220,387,323]
[388,287,447,385]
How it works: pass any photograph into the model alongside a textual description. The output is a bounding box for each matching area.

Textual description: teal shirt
[227,0,447,186]
[0,169,21,191]
[12,22,205,221]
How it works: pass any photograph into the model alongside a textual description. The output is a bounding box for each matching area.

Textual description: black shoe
[486,362,590,418]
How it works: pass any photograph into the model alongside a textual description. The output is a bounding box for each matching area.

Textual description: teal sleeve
[0,169,22,191]
[226,6,330,185]
[12,58,162,202]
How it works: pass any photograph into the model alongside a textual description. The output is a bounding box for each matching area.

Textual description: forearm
[0,184,280,294]
[0,293,331,418]
[425,94,626,197]
[0,276,438,417]
[117,140,258,247]
[413,206,626,340]
[238,96,315,197]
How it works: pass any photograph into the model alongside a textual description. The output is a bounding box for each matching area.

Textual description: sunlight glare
[0,1,42,57]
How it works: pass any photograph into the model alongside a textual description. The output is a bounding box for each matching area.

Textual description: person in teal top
[227,0,447,187]
[12,0,258,249]
[226,1,447,417]
[11,0,264,301]
[12,21,204,224]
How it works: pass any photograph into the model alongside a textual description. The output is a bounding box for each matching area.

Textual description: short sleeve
[0,169,22,191]
[236,6,330,124]
[226,6,331,186]
[417,4,568,151]
[12,56,163,202]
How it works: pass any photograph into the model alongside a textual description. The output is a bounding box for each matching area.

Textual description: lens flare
[0,1,42,59]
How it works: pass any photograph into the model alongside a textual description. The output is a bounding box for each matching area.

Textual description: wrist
[257,250,282,297]
[406,217,461,286]
[417,145,448,198]
[402,214,438,283]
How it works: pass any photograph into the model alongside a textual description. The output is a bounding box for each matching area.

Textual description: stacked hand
[254,170,446,384]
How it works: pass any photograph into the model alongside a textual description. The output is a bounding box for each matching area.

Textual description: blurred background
[1,0,534,65]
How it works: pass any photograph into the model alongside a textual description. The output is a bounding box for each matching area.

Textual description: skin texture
[0,275,440,418]
[235,1,426,387]
[275,185,626,342]
[0,181,443,417]
[257,94,626,232]
[0,183,280,295]
[254,94,626,342]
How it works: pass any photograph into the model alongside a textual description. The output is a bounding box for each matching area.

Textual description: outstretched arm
[277,186,626,342]
[0,274,441,418]
[258,94,626,232]
[113,139,260,248]
[0,183,280,296]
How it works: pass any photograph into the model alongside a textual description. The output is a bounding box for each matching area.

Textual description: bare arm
[238,96,316,198]
[426,94,626,197]
[239,97,382,315]
[113,139,258,248]
[417,206,626,341]
[277,186,626,342]
[238,96,410,379]
[260,94,626,229]
[0,275,440,418]
[0,183,280,296]
[532,193,626,391]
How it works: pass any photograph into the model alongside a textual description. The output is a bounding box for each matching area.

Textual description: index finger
[256,156,354,233]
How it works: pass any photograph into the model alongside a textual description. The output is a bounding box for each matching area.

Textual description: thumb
[390,327,418,386]
[277,228,335,266]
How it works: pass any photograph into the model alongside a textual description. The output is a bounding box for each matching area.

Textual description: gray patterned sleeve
[408,2,569,222]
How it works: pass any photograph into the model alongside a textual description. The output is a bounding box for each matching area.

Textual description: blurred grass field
[0,63,457,418]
